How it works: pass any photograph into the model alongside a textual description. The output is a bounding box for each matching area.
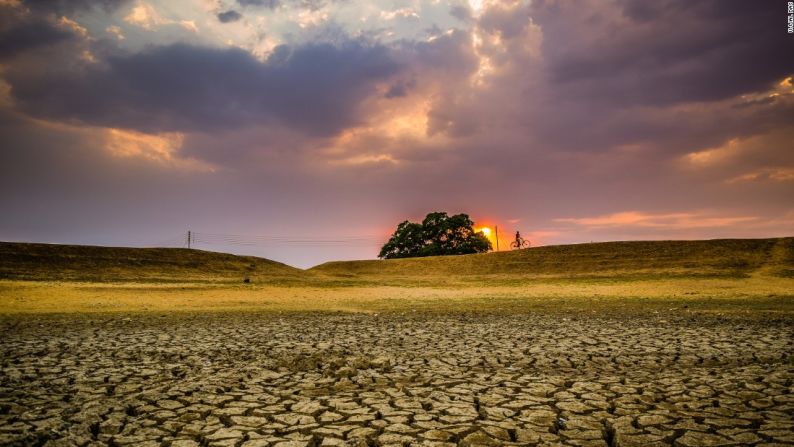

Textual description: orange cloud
[328,153,398,166]
[683,138,740,166]
[319,96,443,166]
[726,168,794,184]
[124,1,197,32]
[58,17,89,38]
[555,211,758,229]
[104,128,214,172]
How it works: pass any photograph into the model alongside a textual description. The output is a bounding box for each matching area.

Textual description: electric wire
[187,231,384,248]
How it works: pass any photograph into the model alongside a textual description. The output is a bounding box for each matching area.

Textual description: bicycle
[510,237,530,249]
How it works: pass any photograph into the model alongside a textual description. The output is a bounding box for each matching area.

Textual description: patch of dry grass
[1,238,792,316]
[1,276,792,316]
[310,238,794,281]
[0,242,302,283]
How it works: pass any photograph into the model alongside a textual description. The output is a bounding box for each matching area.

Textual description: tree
[379,212,492,259]
[377,220,424,259]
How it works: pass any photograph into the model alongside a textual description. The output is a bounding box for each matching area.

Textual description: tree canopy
[378,212,492,259]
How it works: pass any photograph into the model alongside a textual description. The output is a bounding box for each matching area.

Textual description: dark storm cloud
[401,29,478,77]
[20,0,132,14]
[384,79,415,98]
[217,10,242,23]
[449,5,471,23]
[429,0,794,157]
[0,16,74,60]
[478,4,532,39]
[6,41,402,136]
[236,0,338,11]
[385,0,794,225]
[531,0,794,106]
[237,0,280,8]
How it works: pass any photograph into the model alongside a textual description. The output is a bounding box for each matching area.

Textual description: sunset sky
[1,0,793,267]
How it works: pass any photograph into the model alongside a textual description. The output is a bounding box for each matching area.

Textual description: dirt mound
[0,242,302,283]
[310,237,794,280]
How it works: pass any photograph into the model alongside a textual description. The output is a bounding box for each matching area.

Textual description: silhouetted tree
[379,212,492,259]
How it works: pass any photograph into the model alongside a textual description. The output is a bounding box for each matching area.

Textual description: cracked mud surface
[1,312,793,446]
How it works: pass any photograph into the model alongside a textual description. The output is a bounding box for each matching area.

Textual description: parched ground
[1,312,793,447]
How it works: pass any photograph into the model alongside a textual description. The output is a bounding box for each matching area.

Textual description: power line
[185,230,384,248]
[192,231,381,241]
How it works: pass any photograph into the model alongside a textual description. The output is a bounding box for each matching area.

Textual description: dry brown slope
[0,242,302,283]
[310,237,794,280]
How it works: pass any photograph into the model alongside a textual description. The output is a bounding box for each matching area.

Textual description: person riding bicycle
[515,231,522,247]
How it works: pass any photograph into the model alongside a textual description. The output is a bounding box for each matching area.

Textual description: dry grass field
[1,238,793,446]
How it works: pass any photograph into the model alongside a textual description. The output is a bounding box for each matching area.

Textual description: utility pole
[187,230,191,249]
[494,226,499,251]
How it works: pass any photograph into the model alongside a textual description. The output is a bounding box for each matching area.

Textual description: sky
[0,0,793,268]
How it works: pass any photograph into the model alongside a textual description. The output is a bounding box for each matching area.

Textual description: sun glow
[477,227,492,237]
[468,0,484,14]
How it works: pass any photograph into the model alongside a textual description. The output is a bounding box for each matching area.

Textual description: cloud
[105,25,124,40]
[237,0,279,8]
[679,125,794,186]
[384,79,415,98]
[217,10,242,23]
[0,11,75,59]
[6,40,403,136]
[533,0,794,107]
[401,0,794,163]
[684,139,743,167]
[20,0,132,14]
[57,17,89,38]
[379,8,419,21]
[235,0,339,11]
[123,2,197,32]
[123,2,163,29]
[726,168,794,184]
[328,153,398,166]
[103,128,214,171]
[555,211,758,229]
[449,5,471,22]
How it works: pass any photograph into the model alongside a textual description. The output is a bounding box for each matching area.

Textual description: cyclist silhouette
[511,231,530,249]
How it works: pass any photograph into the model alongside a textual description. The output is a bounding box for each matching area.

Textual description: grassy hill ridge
[0,242,301,283]
[310,238,794,281]
[1,238,793,314]
[1,237,791,284]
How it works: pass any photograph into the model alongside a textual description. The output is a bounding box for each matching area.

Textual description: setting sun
[477,227,492,237]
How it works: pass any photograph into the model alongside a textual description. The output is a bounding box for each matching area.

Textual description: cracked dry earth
[1,313,793,447]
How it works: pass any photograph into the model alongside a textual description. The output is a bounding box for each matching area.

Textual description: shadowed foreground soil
[1,312,793,447]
